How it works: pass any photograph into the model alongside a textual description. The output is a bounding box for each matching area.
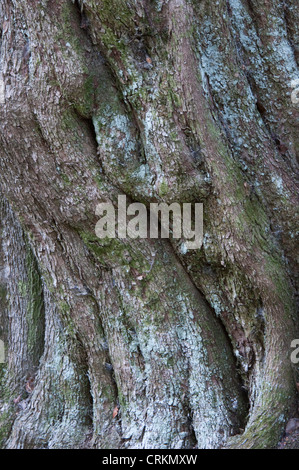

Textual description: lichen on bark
[0,0,298,449]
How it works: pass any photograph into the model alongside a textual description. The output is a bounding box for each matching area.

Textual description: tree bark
[0,0,298,449]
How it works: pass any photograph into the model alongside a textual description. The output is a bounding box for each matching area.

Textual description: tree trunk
[0,0,298,449]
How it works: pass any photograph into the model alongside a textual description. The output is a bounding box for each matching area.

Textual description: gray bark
[0,0,298,449]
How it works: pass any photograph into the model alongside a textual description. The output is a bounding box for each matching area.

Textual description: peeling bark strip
[0,0,298,449]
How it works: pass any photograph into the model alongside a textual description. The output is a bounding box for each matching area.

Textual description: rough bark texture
[0,0,298,449]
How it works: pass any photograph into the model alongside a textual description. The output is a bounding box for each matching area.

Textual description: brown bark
[0,0,298,449]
